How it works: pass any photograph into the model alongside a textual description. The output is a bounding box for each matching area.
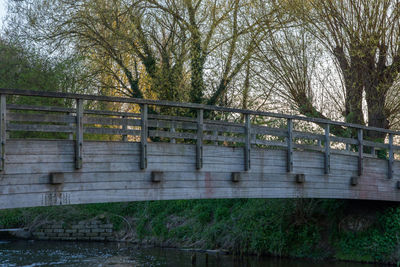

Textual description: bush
[1,199,400,264]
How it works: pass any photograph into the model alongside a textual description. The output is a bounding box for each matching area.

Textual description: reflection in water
[0,240,378,267]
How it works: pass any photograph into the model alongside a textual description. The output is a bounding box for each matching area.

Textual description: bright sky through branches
[0,0,6,29]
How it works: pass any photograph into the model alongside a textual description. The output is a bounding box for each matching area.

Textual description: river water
[0,240,379,267]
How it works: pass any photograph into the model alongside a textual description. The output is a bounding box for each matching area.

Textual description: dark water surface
[0,240,379,267]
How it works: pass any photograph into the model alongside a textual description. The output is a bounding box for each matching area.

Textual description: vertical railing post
[196,109,203,170]
[122,115,128,142]
[244,113,251,171]
[140,104,148,170]
[287,118,293,173]
[75,99,83,169]
[213,131,218,145]
[0,95,6,171]
[68,112,74,140]
[170,124,176,144]
[358,128,363,176]
[388,133,394,179]
[317,139,322,147]
[324,124,330,174]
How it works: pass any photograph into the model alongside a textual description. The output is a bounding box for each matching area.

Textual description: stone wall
[31,220,114,241]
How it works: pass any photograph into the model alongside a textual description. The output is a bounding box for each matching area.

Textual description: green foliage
[0,209,25,228]
[2,199,400,264]
[0,39,94,139]
[334,207,400,264]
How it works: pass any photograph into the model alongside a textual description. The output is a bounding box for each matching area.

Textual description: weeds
[0,199,399,264]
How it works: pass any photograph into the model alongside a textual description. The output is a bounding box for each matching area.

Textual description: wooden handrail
[1,88,399,135]
[2,88,398,178]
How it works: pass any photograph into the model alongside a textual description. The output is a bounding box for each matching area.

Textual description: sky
[0,0,7,29]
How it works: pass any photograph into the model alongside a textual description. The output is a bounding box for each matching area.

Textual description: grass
[1,198,399,264]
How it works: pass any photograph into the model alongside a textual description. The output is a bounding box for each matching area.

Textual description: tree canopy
[3,0,400,135]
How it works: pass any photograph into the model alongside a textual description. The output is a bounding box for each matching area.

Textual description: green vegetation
[0,38,93,139]
[1,199,399,264]
[1,1,400,265]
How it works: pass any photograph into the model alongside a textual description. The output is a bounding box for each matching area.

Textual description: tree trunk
[189,29,205,104]
[186,1,204,104]
[365,83,389,140]
[333,46,365,126]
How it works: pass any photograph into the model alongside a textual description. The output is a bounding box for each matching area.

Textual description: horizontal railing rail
[2,88,400,134]
[0,88,398,179]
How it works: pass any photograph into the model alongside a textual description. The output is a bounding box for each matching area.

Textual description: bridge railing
[0,89,399,179]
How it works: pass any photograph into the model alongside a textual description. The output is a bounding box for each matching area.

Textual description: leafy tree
[4,0,283,106]
[0,38,89,138]
[285,0,400,138]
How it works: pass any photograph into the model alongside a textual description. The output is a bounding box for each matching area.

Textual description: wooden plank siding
[1,89,400,209]
[1,140,400,210]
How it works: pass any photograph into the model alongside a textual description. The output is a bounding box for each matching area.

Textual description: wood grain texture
[84,127,140,136]
[0,95,5,171]
[196,109,203,169]
[2,88,400,209]
[140,104,148,169]
[7,124,74,133]
[287,118,293,173]
[75,99,83,169]
[1,140,400,209]
[5,98,395,162]
[8,113,76,124]
[389,133,394,179]
[4,88,400,135]
[84,116,141,127]
[244,114,251,171]
[325,124,330,174]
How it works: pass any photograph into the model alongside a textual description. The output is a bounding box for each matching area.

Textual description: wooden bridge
[1,89,400,210]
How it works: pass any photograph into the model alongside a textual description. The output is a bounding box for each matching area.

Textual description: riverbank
[0,199,399,265]
[0,240,379,267]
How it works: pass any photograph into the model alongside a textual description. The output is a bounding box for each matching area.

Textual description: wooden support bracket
[350,176,358,186]
[196,109,203,170]
[295,174,305,183]
[140,104,148,169]
[151,171,163,183]
[49,173,64,185]
[231,172,244,183]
